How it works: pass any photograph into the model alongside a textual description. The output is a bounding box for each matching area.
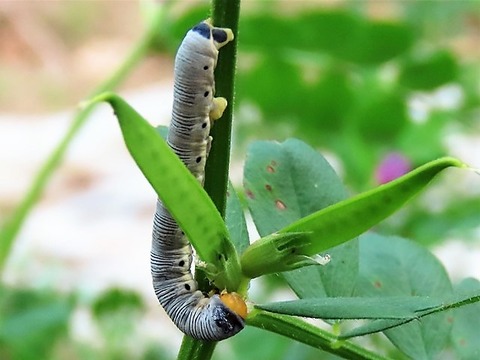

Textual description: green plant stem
[0,8,165,273]
[247,309,392,360]
[177,337,217,360]
[204,0,241,216]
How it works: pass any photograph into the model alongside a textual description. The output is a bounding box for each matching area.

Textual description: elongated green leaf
[92,92,240,289]
[246,309,391,360]
[242,147,465,278]
[242,139,358,297]
[280,157,465,255]
[255,296,440,320]
[341,289,480,339]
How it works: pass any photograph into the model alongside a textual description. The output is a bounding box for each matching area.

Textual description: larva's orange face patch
[220,292,248,319]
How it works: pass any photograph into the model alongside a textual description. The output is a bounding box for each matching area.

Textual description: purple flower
[375,153,411,184]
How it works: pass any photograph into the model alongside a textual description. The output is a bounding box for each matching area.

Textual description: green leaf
[451,278,480,359]
[353,234,453,359]
[242,139,358,298]
[226,183,250,255]
[92,92,240,290]
[256,296,440,320]
[399,50,458,90]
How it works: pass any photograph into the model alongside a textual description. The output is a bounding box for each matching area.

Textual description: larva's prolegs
[210,97,228,121]
[151,20,245,341]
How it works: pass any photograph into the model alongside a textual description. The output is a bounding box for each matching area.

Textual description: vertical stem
[203,0,241,217]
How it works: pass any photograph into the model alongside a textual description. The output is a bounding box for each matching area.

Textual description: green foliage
[0,285,75,359]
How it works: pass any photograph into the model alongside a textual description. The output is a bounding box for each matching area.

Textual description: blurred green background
[1,1,479,359]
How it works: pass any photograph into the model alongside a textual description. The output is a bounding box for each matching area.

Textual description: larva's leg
[210,97,227,121]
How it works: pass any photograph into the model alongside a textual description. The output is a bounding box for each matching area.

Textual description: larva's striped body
[151,21,245,341]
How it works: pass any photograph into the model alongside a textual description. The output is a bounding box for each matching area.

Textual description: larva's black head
[192,22,211,40]
[211,301,245,338]
[191,20,234,51]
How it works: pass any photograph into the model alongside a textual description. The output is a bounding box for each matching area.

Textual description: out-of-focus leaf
[343,21,414,64]
[0,286,74,359]
[92,288,144,319]
[396,197,480,246]
[399,50,458,90]
[354,85,408,144]
[240,11,414,64]
[355,234,453,359]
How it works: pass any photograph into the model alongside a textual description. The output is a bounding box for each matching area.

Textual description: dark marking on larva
[266,165,275,173]
[179,260,185,267]
[265,184,272,191]
[374,280,382,288]
[275,199,286,210]
[212,28,228,43]
[196,156,202,163]
[192,22,211,39]
[185,283,191,291]
[203,65,209,70]
[202,122,207,128]
[204,91,209,97]
[245,189,255,199]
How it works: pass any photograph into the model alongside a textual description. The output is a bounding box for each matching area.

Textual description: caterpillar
[150,20,247,341]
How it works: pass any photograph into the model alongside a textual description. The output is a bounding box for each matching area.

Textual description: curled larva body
[151,21,245,341]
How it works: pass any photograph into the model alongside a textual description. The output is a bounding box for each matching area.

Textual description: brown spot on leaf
[266,165,275,173]
[374,280,382,288]
[265,184,272,191]
[246,189,255,199]
[275,199,286,210]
